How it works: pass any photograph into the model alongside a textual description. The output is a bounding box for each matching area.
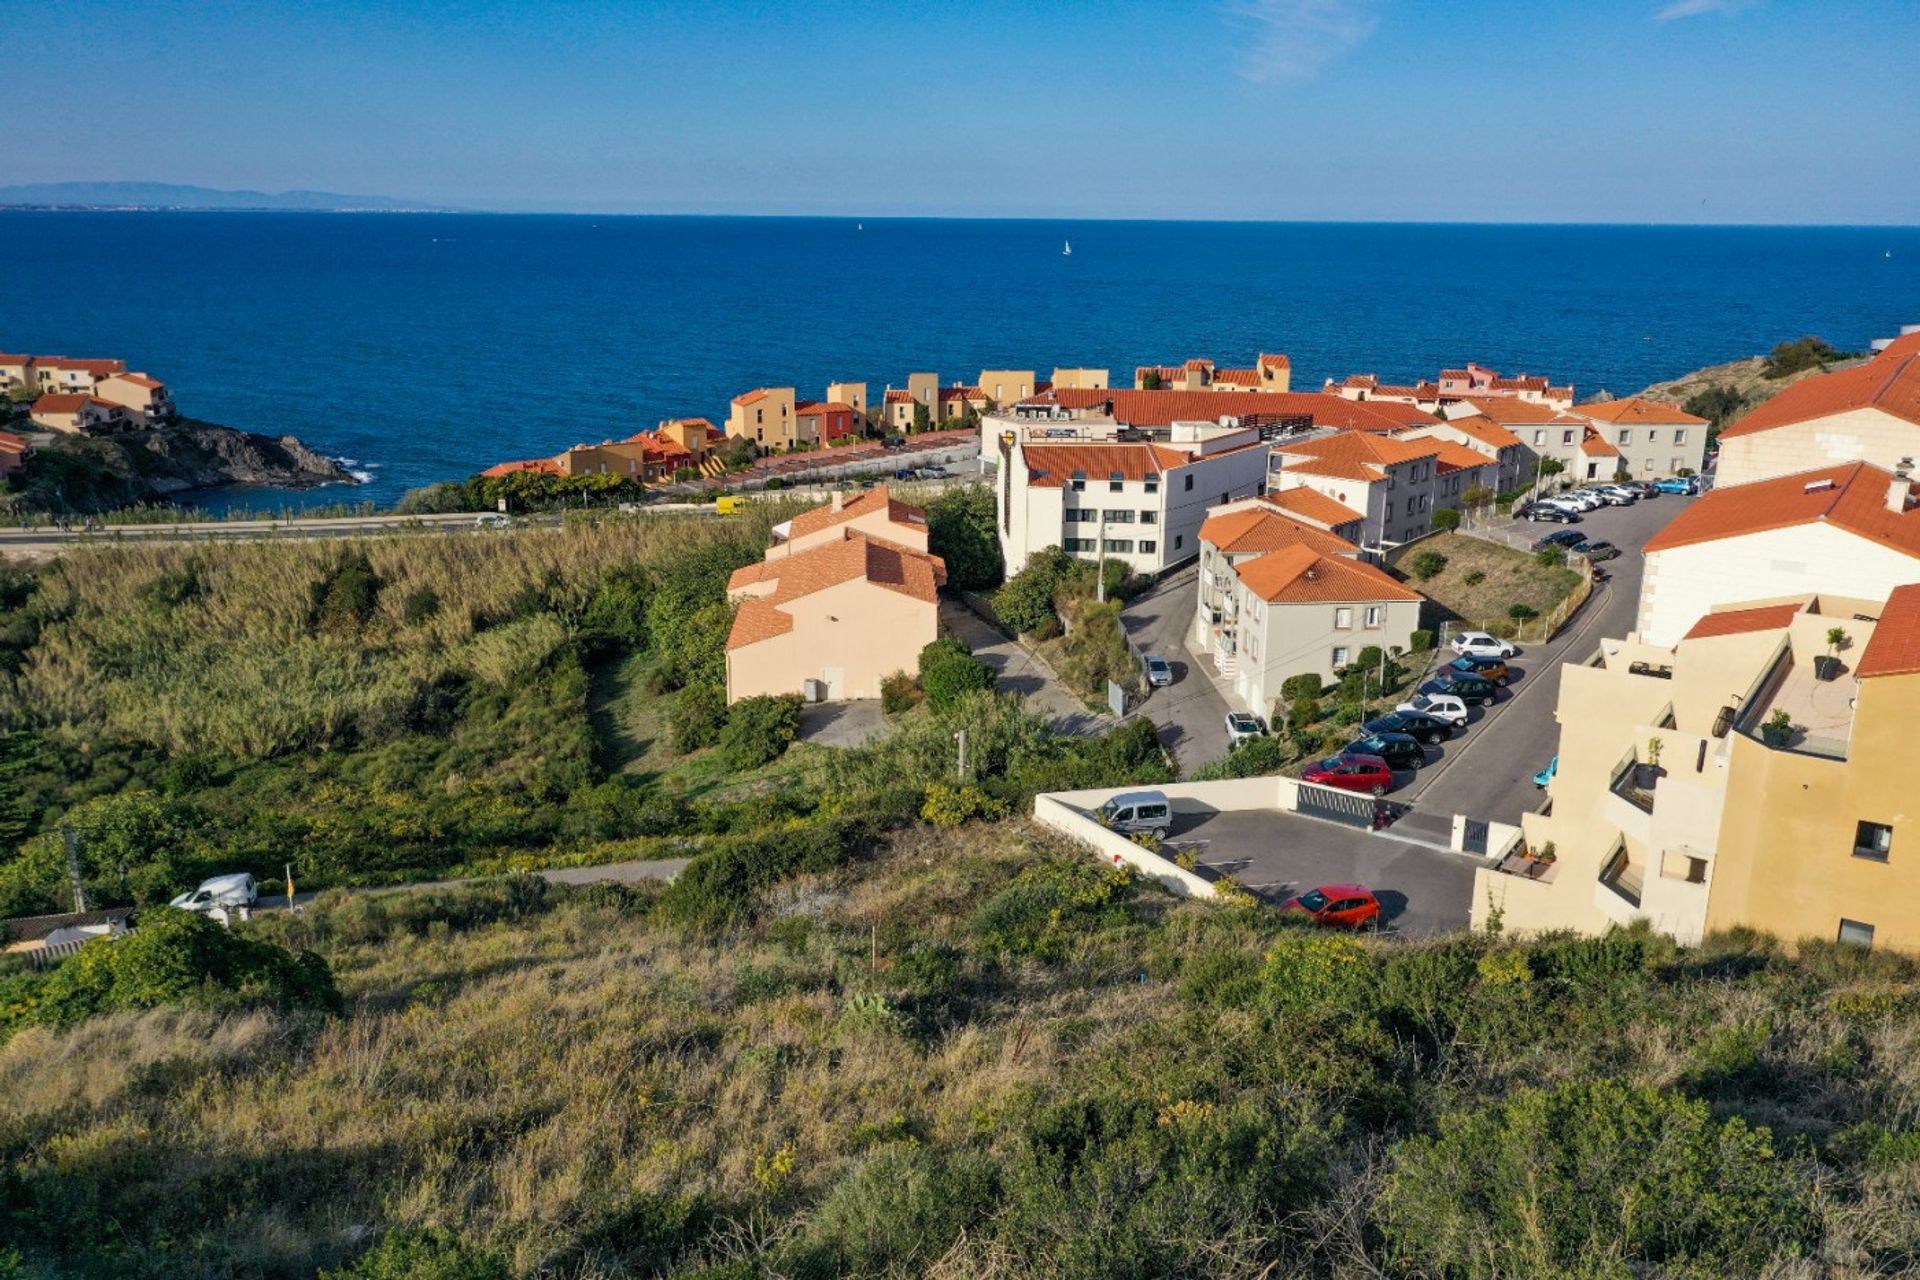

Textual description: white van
[169,873,259,914]
[1096,790,1173,840]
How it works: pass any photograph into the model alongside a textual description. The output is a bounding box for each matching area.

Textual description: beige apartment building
[1714,345,1920,488]
[724,487,945,703]
[94,372,175,425]
[1049,367,1110,390]
[1192,500,1423,712]
[1135,353,1291,393]
[1566,397,1709,480]
[1267,431,1495,550]
[883,377,988,431]
[1475,586,1920,952]
[29,393,133,434]
[978,370,1038,408]
[728,386,797,449]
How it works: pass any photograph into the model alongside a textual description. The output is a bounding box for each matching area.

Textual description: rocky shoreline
[2,417,358,514]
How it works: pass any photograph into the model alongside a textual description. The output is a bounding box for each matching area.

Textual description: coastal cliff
[2,418,355,514]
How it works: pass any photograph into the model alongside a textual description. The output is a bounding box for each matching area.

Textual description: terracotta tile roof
[0,431,27,453]
[1876,331,1920,361]
[1433,441,1496,473]
[1440,369,1471,382]
[1020,442,1193,487]
[1367,383,1422,398]
[1574,396,1708,426]
[1856,583,1920,679]
[1453,396,1567,425]
[42,357,125,376]
[1434,417,1523,450]
[1718,353,1920,439]
[1235,543,1423,605]
[1579,427,1622,458]
[1185,359,1213,371]
[1136,365,1183,381]
[32,393,116,413]
[1199,506,1359,557]
[1259,353,1291,370]
[1262,486,1364,527]
[883,389,915,404]
[481,457,563,477]
[1338,374,1380,390]
[794,400,854,416]
[0,354,30,364]
[1490,375,1550,392]
[106,372,165,389]
[937,385,987,403]
[1643,461,1920,556]
[1212,367,1260,386]
[731,388,771,406]
[1282,430,1442,469]
[1016,387,1433,431]
[726,533,946,651]
[1682,602,1804,642]
[786,484,928,540]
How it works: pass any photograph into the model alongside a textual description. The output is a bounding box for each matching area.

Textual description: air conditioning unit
[802,679,826,703]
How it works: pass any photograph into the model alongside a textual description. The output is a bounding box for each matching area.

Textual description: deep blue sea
[2,213,1916,510]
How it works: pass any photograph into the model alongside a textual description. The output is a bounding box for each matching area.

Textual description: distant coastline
[0,181,457,214]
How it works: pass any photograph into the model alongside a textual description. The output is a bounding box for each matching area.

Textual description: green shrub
[920,783,1005,827]
[1432,508,1462,532]
[1279,673,1323,701]
[322,1227,510,1280]
[806,1144,998,1275]
[1190,734,1287,780]
[920,636,996,711]
[1410,551,1448,580]
[1534,547,1564,568]
[1508,603,1538,621]
[718,694,803,770]
[1762,334,1848,379]
[1378,1079,1815,1278]
[401,586,442,625]
[308,549,384,632]
[995,547,1075,635]
[668,683,727,754]
[1409,629,1434,652]
[879,670,920,716]
[1462,569,1485,587]
[973,857,1136,962]
[925,485,1004,591]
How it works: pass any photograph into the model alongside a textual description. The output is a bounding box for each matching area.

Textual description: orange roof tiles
[1213,367,1260,385]
[42,357,125,376]
[1020,442,1195,487]
[0,431,27,453]
[32,393,116,413]
[1235,543,1423,605]
[1016,387,1434,431]
[1876,331,1920,361]
[1643,461,1920,557]
[1262,486,1365,527]
[1719,353,1920,439]
[1856,583,1920,679]
[726,533,946,651]
[1682,602,1804,642]
[794,400,854,416]
[1259,353,1291,369]
[1283,430,1441,468]
[1453,396,1568,426]
[481,457,563,478]
[109,372,164,389]
[883,389,915,404]
[1574,396,1708,426]
[1434,417,1524,450]
[1432,441,1496,473]
[1199,506,1358,557]
[1579,428,1622,458]
[731,388,771,406]
[786,484,927,540]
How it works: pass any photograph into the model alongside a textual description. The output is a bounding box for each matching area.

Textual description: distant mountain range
[0,182,457,212]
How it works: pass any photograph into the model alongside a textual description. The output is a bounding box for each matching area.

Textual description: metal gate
[1461,818,1490,856]
[1296,782,1382,830]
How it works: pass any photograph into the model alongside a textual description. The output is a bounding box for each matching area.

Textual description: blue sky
[8,0,1917,222]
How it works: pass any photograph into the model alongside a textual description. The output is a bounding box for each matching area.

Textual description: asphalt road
[1395,491,1697,827]
[253,855,691,914]
[1118,566,1235,769]
[1171,808,1477,936]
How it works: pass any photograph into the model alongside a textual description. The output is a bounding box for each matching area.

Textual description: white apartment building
[1714,344,1920,489]
[994,420,1272,576]
[1192,499,1422,713]
[1567,398,1709,481]
[1636,460,1920,646]
[1267,431,1497,550]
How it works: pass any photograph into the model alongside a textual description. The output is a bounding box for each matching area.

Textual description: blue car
[1534,755,1558,787]
[1654,477,1698,495]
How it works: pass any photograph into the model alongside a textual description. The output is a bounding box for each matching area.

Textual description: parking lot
[1166,807,1477,936]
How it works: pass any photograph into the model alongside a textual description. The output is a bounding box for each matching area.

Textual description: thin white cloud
[1230,0,1379,83]
[1654,0,1758,21]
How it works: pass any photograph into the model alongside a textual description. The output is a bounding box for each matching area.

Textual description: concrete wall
[1638,523,1920,646]
[1033,778,1310,900]
[1716,408,1920,489]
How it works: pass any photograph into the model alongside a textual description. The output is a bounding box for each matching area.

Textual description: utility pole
[954,729,969,781]
[62,823,86,913]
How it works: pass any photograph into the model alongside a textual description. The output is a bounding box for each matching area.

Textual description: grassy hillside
[6,830,1920,1278]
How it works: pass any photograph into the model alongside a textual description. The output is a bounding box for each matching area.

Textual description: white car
[475,513,512,528]
[1224,711,1268,746]
[169,873,259,914]
[1397,692,1469,727]
[1595,486,1638,505]
[1554,491,1603,512]
[1451,630,1519,659]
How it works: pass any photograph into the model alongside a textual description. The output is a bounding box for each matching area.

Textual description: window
[1138,539,1157,554]
[1144,478,1159,493]
[1854,821,1893,862]
[1110,471,1124,492]
[1617,429,1631,445]
[1070,476,1085,492]
[1331,645,1350,667]
[1064,537,1094,552]
[1140,509,1157,524]
[1184,474,1194,491]
[1174,534,1184,550]
[1562,429,1575,445]
[1334,607,1353,629]
[1674,429,1688,444]
[1406,497,1417,516]
[1104,509,1134,523]
[1103,538,1133,553]
[1838,919,1876,948]
[1364,606,1382,628]
[1644,429,1660,443]
[1533,429,1546,445]
[1220,492,1229,505]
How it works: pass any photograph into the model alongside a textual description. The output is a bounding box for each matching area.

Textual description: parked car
[1530,528,1586,551]
[1596,485,1638,505]
[1361,709,1455,745]
[914,466,948,479]
[1224,711,1268,745]
[1448,654,1513,684]
[169,872,259,914]
[1143,653,1173,688]
[1524,504,1580,524]
[1655,476,1699,495]
[1280,883,1383,930]
[1302,752,1396,796]
[1096,790,1172,840]
[1397,691,1469,726]
[1573,539,1621,562]
[1534,755,1559,788]
[881,435,907,449]
[1627,480,1660,497]
[474,513,511,529]
[1346,732,1425,771]
[1548,491,1600,512]
[1421,671,1501,706]
[1451,630,1519,658]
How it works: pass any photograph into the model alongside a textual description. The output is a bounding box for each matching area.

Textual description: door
[822,667,845,698]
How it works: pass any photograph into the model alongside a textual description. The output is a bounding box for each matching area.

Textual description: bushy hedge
[718,694,803,770]
[919,636,995,711]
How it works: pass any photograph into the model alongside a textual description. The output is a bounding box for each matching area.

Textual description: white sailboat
[1063,239,1073,256]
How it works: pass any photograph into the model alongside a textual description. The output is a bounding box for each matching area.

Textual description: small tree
[1410,551,1448,580]
[919,637,995,711]
[1140,370,1164,390]
[719,694,804,770]
[912,403,931,433]
[1461,482,1494,508]
[1432,508,1462,532]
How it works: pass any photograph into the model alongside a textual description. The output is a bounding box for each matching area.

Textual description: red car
[1281,883,1383,930]
[1302,752,1395,796]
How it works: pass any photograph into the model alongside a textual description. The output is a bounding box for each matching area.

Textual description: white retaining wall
[1032,778,1309,900]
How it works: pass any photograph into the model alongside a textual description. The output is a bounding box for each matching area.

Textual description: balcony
[1595,843,1645,924]
[1602,750,1656,848]
[1734,647,1855,761]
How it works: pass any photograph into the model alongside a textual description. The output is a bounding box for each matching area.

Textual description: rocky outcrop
[4,418,357,514]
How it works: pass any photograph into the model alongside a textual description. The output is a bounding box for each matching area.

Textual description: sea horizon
[3,212,1916,511]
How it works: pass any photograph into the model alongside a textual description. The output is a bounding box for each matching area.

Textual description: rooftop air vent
[1804,479,1836,493]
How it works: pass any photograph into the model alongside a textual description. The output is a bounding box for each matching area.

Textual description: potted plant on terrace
[1635,736,1665,791]
[1815,627,1848,681]
[1762,709,1794,748]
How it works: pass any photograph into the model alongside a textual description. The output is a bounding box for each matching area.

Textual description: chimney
[1890,458,1914,514]
[831,491,845,512]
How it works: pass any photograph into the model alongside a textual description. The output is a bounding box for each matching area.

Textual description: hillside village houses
[1267,431,1499,550]
[726,383,867,451]
[1474,585,1920,952]
[483,418,727,482]
[1325,363,1574,413]
[1713,336,1920,488]
[1134,353,1292,392]
[2,350,176,429]
[724,486,945,703]
[882,374,990,433]
[29,394,135,435]
[1191,499,1423,711]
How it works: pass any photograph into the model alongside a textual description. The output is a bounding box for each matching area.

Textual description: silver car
[1143,654,1173,687]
